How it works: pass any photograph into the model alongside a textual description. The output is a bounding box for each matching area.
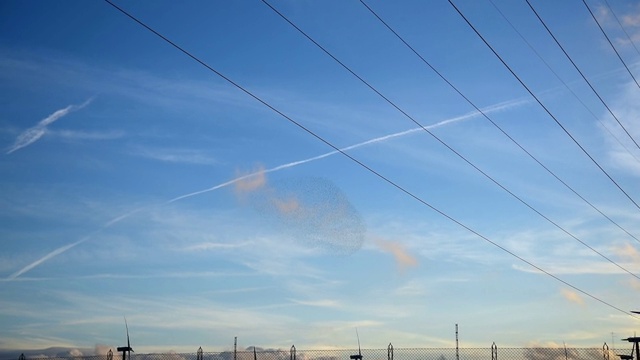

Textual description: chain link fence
[11,345,636,360]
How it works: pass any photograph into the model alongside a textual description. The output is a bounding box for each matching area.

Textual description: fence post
[197,347,203,360]
[455,324,459,360]
[290,345,296,360]
[388,343,393,360]
[491,343,497,360]
[603,343,609,360]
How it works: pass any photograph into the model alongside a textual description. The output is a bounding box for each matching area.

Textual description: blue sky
[1,0,640,354]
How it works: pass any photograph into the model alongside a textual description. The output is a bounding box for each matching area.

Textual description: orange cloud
[560,288,584,305]
[375,238,418,271]
[272,197,300,214]
[627,278,640,292]
[612,243,640,263]
[234,165,267,194]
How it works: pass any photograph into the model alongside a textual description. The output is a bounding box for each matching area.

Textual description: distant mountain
[0,347,97,360]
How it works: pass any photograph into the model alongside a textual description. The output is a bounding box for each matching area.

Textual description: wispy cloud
[0,270,252,282]
[6,237,90,280]
[619,3,640,28]
[182,242,251,251]
[374,238,418,272]
[169,98,525,204]
[604,81,640,176]
[289,299,341,308]
[53,129,124,141]
[512,260,636,275]
[234,165,267,194]
[6,98,93,154]
[595,4,640,49]
[0,53,256,116]
[560,288,585,305]
[5,98,525,280]
[628,278,640,291]
[393,278,429,297]
[131,146,218,165]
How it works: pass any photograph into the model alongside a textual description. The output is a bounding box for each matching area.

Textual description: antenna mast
[234,337,237,360]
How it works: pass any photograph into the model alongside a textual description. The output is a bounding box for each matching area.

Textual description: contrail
[167,98,526,203]
[5,207,145,280]
[5,98,526,280]
[7,237,90,280]
[6,98,94,154]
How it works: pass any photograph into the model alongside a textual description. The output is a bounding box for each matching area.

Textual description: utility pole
[612,332,615,351]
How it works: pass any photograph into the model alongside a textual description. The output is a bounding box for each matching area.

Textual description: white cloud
[560,288,585,305]
[4,95,528,281]
[512,260,637,275]
[393,278,429,297]
[131,146,219,165]
[0,53,253,113]
[289,299,341,308]
[6,98,93,154]
[620,3,640,27]
[601,81,640,176]
[595,3,640,49]
[53,129,125,140]
[182,242,251,251]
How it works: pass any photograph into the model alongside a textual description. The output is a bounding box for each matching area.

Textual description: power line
[357,0,640,245]
[601,0,640,58]
[488,0,640,166]
[582,0,640,91]
[448,0,640,213]
[525,0,640,152]
[259,0,640,279]
[102,0,637,318]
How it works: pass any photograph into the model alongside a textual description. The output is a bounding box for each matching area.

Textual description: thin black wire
[102,0,639,319]
[259,0,640,279]
[358,0,640,245]
[526,0,640,152]
[448,0,640,213]
[489,0,640,165]
[601,0,640,57]
[582,0,640,90]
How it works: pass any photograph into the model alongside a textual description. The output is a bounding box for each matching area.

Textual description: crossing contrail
[5,98,526,280]
[167,98,525,203]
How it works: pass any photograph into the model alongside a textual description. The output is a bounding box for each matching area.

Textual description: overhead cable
[582,0,640,90]
[358,0,640,245]
[259,0,640,279]
[448,0,640,213]
[526,0,640,152]
[102,0,638,319]
[601,0,640,57]
[488,0,640,165]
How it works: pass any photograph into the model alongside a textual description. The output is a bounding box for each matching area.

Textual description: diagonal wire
[357,0,640,244]
[102,0,640,318]
[601,0,640,57]
[489,0,640,165]
[448,0,640,213]
[526,0,640,152]
[582,0,640,90]
[258,0,640,279]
